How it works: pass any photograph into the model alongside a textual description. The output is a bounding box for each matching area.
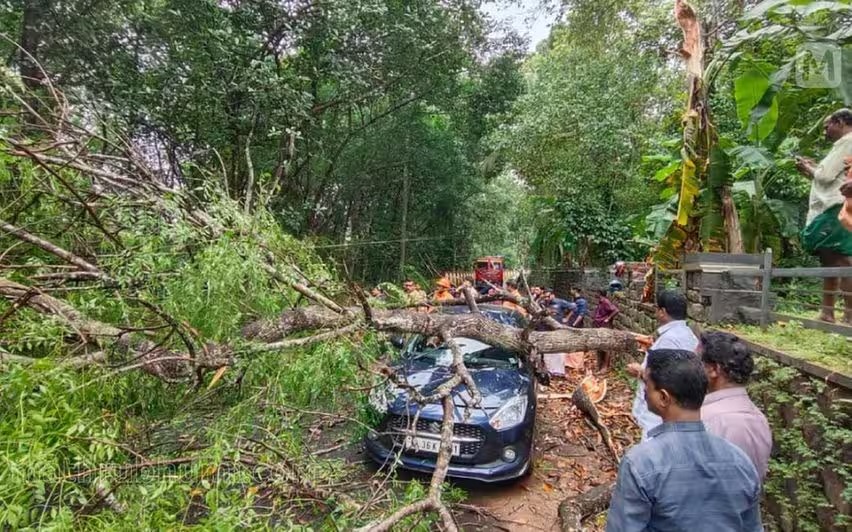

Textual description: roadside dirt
[454,357,641,531]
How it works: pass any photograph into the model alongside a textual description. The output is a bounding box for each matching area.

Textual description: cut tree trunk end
[558,482,614,532]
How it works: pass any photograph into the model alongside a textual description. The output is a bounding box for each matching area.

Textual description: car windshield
[407,336,520,370]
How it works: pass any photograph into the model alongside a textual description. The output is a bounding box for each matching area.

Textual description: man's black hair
[646,349,707,410]
[829,108,852,126]
[656,290,687,320]
[700,331,754,384]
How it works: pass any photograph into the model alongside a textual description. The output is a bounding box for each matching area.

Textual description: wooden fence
[657,249,852,337]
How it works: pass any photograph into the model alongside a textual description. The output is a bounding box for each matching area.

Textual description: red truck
[474,256,504,290]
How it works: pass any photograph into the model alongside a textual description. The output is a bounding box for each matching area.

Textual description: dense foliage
[1,0,528,278]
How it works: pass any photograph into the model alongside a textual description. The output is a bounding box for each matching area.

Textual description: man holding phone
[795,108,852,324]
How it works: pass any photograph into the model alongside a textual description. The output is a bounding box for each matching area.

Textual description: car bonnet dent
[390,365,529,412]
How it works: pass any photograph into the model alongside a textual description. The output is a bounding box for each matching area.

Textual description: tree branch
[0,219,111,279]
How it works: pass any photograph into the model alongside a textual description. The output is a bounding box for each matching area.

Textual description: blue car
[365,305,536,483]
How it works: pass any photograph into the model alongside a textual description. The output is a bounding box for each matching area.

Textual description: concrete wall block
[708,290,763,324]
[688,303,707,322]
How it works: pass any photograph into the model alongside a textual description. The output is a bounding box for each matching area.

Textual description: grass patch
[726,322,852,376]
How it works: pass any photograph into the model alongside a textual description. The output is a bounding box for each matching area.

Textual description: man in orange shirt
[502,280,527,316]
[433,277,455,302]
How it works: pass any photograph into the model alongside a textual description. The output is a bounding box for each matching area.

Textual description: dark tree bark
[558,482,615,532]
[19,0,48,91]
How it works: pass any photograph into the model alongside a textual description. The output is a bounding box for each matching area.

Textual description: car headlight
[489,395,528,429]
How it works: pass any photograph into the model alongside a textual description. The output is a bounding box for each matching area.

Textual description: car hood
[390,364,530,410]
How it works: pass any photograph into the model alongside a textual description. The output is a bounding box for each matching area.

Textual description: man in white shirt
[796,108,852,324]
[628,290,698,440]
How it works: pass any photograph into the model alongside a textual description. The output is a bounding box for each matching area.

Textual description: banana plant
[727,146,800,253]
[648,0,849,268]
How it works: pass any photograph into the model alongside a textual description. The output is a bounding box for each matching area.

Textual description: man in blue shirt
[543,289,574,323]
[567,288,587,327]
[606,349,762,532]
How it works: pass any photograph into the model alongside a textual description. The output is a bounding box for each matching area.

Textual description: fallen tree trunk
[558,482,615,532]
[572,385,619,462]
[244,305,641,355]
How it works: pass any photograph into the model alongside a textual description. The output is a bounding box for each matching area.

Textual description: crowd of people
[608,289,772,531]
[373,276,623,333]
[604,108,852,529]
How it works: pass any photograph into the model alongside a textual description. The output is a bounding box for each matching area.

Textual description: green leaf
[653,160,682,182]
[729,145,774,169]
[765,198,800,237]
[734,66,780,142]
[733,180,757,198]
[799,1,852,16]
[749,62,794,134]
[645,199,678,241]
[708,146,731,189]
[700,209,725,240]
[743,0,791,19]
[642,154,673,164]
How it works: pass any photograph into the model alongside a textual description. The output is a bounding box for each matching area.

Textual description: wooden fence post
[760,248,773,329]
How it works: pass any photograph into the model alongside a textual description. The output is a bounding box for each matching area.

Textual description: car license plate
[404,436,460,456]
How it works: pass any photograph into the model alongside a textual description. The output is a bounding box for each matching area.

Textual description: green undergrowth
[0,162,437,528]
[748,358,852,530]
[0,329,413,529]
[727,322,852,376]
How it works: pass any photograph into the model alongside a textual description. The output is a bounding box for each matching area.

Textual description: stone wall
[749,355,852,531]
[559,266,708,335]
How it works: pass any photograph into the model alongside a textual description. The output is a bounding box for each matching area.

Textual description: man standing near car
[699,331,772,481]
[607,349,762,531]
[502,280,527,315]
[628,290,698,440]
[432,277,455,302]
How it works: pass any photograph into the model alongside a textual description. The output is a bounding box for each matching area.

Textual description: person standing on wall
[795,108,852,324]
